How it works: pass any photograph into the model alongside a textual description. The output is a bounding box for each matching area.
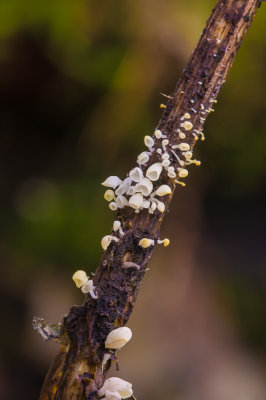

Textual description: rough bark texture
[38,1,262,399]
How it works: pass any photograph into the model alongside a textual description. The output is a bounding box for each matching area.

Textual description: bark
[37,1,262,399]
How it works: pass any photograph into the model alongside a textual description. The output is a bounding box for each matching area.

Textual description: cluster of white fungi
[100,111,206,251]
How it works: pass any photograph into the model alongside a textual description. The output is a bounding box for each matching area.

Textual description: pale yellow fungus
[104,190,115,202]
[182,121,193,131]
[178,168,189,178]
[155,185,172,196]
[139,238,155,248]
[184,113,191,119]
[72,270,88,288]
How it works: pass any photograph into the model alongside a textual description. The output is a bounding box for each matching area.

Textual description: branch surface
[38,1,262,399]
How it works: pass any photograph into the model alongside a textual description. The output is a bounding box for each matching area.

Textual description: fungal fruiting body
[155,185,172,196]
[105,327,132,349]
[101,235,119,250]
[102,176,122,189]
[72,270,88,288]
[146,163,162,181]
[139,238,154,248]
[98,377,133,400]
[158,238,170,247]
[72,270,98,299]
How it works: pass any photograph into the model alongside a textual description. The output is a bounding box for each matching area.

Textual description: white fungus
[113,221,121,231]
[98,377,133,400]
[144,135,154,148]
[155,185,172,196]
[109,202,118,211]
[146,163,162,181]
[134,178,153,196]
[155,129,163,139]
[129,193,143,209]
[178,168,189,178]
[137,152,149,165]
[102,176,122,189]
[101,235,119,250]
[129,167,143,183]
[105,327,132,349]
[116,195,128,208]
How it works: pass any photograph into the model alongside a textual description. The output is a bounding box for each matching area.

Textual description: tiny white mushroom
[178,168,189,178]
[115,178,132,196]
[162,152,170,160]
[102,176,122,189]
[157,201,165,212]
[162,159,170,168]
[134,178,153,196]
[109,202,118,211]
[144,135,154,148]
[81,279,98,299]
[162,139,169,147]
[101,235,119,250]
[129,167,143,182]
[116,195,128,209]
[172,143,190,151]
[157,238,170,246]
[137,151,149,165]
[129,193,143,209]
[105,327,132,349]
[146,163,162,181]
[157,148,162,154]
[142,200,150,209]
[98,377,133,400]
[154,129,163,139]
[184,151,193,160]
[168,170,176,178]
[149,201,157,214]
[139,238,155,248]
[104,190,115,202]
[72,270,88,288]
[113,220,121,232]
[155,185,172,196]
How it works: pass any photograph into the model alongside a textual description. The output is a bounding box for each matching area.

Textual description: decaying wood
[37,1,262,399]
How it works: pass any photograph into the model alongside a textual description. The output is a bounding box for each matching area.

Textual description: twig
[36,1,263,399]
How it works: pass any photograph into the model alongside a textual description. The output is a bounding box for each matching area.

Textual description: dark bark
[37,1,262,399]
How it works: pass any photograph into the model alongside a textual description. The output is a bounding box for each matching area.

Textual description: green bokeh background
[0,1,265,399]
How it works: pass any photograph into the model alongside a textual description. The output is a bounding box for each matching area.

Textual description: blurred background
[0,1,265,399]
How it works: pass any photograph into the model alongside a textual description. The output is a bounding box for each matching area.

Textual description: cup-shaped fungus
[72,270,88,288]
[109,202,118,211]
[116,195,128,209]
[155,185,172,196]
[102,176,122,189]
[178,168,189,178]
[115,177,132,196]
[129,193,143,210]
[129,167,143,183]
[182,121,193,130]
[154,129,162,139]
[101,235,119,250]
[104,190,115,202]
[139,238,154,248]
[137,152,149,165]
[134,178,153,196]
[105,327,132,349]
[146,163,162,181]
[81,279,98,299]
[144,135,154,148]
[113,221,121,232]
[98,377,133,400]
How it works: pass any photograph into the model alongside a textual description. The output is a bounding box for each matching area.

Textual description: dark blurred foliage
[0,1,265,399]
